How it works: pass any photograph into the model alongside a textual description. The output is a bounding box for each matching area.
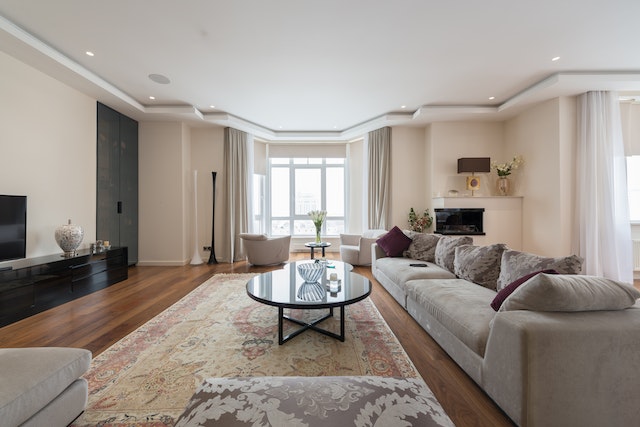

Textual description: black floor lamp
[207,171,218,264]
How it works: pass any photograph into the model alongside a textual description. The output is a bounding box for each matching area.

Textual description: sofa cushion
[405,279,497,357]
[490,269,558,311]
[434,235,473,273]
[454,243,507,290]
[375,257,456,293]
[496,249,583,291]
[500,273,640,312]
[0,347,91,427]
[376,225,412,257]
[405,233,440,262]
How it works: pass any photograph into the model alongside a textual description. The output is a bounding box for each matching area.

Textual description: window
[627,156,640,222]
[268,158,345,236]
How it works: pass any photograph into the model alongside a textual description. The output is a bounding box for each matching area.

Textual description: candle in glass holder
[329,273,339,292]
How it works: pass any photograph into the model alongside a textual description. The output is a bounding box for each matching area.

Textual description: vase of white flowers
[308,210,327,243]
[491,155,523,196]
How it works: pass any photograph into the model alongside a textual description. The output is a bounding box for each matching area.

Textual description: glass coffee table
[246,260,371,345]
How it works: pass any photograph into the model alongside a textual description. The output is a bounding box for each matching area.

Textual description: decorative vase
[496,176,511,196]
[55,219,84,257]
[315,225,322,243]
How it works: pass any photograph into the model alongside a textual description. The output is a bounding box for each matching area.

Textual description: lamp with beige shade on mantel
[457,157,491,196]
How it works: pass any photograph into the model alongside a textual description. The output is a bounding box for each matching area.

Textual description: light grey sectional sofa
[372,230,640,427]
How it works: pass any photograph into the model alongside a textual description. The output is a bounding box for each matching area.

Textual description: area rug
[71,273,441,426]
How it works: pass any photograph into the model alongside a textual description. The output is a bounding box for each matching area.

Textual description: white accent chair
[239,234,291,266]
[339,229,387,266]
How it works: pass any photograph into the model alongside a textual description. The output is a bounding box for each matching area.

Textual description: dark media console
[0,247,128,327]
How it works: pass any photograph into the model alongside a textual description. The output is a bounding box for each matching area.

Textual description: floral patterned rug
[71,273,422,426]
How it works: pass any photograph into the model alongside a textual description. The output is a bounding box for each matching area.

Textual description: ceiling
[1,0,640,141]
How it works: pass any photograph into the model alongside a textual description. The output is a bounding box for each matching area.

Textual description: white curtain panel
[575,91,633,283]
[367,127,391,230]
[224,127,253,262]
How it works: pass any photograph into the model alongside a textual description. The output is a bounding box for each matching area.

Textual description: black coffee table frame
[279,306,349,344]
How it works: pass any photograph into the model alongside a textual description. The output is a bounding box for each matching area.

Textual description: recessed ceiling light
[489,96,495,100]
[552,56,561,61]
[149,96,155,100]
[210,105,215,109]
[85,51,94,57]
[148,74,171,84]
[400,105,406,109]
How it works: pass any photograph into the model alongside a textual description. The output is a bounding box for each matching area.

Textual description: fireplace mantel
[432,196,523,249]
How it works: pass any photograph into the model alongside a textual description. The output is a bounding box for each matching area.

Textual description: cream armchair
[339,229,387,266]
[239,233,291,266]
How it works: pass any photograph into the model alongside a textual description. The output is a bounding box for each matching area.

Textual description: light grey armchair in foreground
[240,233,291,266]
[339,229,387,266]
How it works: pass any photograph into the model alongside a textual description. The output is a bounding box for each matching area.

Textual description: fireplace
[434,208,485,235]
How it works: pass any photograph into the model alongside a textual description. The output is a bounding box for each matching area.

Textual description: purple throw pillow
[376,226,412,257]
[490,269,558,311]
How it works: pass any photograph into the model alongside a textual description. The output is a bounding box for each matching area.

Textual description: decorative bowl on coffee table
[297,262,325,283]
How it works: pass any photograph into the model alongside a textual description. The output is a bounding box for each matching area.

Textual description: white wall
[190,127,226,262]
[388,127,429,229]
[0,51,96,263]
[505,97,577,256]
[138,122,191,265]
[429,121,506,199]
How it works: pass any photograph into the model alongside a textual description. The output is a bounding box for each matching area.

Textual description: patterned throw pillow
[405,233,441,262]
[434,235,473,273]
[454,243,508,290]
[496,249,584,291]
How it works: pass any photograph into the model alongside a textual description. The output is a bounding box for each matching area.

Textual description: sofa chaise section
[483,307,640,427]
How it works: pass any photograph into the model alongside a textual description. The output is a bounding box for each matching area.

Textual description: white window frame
[267,158,346,237]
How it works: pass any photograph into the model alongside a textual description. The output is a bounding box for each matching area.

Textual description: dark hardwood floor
[0,252,518,426]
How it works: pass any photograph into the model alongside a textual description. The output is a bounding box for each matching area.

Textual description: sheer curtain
[366,127,391,230]
[224,127,254,262]
[575,91,633,282]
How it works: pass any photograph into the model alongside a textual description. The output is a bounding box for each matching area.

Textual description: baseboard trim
[137,260,189,267]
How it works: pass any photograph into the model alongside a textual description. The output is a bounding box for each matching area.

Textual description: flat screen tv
[0,195,27,262]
